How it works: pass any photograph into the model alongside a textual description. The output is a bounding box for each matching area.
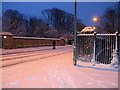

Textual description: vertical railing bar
[112,36,113,60]
[107,35,109,64]
[111,36,113,62]
[81,37,82,57]
[79,37,81,57]
[110,36,112,62]
[98,37,99,63]
[85,36,86,57]
[101,38,102,63]
[83,37,84,56]
[108,35,110,64]
[106,35,108,64]
[91,36,93,61]
[104,35,105,64]
[84,37,86,57]
[98,39,101,63]
[103,36,105,64]
[100,38,103,63]
[104,36,106,63]
[103,36,104,64]
[113,36,115,52]
[99,37,100,63]
[90,36,93,62]
[106,35,107,64]
[107,35,108,64]
[110,35,111,63]
[83,36,84,56]
[116,32,118,52]
[93,32,96,65]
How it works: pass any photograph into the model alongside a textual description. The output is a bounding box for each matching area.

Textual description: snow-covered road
[2,46,118,88]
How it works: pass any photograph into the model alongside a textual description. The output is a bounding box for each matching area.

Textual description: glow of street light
[93,17,98,22]
[93,26,96,30]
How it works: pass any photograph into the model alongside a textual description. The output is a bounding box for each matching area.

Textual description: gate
[76,32,120,67]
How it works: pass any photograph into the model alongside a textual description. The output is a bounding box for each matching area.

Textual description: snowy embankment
[2,46,118,88]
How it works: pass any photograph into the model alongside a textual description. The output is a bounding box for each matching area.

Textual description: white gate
[76,32,120,67]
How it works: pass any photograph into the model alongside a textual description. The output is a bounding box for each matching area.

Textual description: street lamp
[93,26,96,30]
[73,0,77,66]
[93,17,98,31]
[93,17,98,22]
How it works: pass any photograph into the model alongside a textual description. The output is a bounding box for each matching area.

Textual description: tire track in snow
[1,50,72,68]
[2,46,72,61]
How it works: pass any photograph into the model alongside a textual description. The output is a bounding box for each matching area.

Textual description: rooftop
[0,32,13,36]
[81,27,94,33]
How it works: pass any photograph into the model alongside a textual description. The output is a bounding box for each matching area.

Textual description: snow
[1,45,118,88]
[13,36,61,40]
[1,45,68,55]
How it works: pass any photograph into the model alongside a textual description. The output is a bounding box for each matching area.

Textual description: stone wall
[1,32,66,49]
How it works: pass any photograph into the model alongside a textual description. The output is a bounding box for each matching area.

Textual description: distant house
[80,26,95,34]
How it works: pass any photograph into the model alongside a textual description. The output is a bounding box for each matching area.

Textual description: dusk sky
[2,2,117,27]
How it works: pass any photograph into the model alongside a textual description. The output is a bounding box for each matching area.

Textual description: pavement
[1,45,119,88]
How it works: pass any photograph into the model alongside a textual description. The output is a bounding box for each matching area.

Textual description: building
[80,26,95,34]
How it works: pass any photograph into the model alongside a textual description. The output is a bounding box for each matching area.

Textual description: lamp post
[93,17,98,31]
[92,17,98,65]
[73,0,77,66]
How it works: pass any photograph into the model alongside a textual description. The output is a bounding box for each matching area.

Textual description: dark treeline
[96,2,120,33]
[2,2,119,39]
[2,8,85,39]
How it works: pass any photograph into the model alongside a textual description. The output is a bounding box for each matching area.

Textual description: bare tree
[98,2,120,33]
[2,9,26,36]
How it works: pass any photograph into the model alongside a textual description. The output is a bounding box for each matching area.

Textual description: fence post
[92,32,96,66]
[116,32,118,52]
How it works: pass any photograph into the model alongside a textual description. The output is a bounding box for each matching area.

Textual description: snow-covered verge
[77,50,120,70]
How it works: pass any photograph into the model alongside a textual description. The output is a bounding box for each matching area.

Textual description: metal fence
[76,32,120,65]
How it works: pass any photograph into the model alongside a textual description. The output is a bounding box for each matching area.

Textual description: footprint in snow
[25,77,36,80]
[96,80,104,83]
[86,82,93,85]
[9,82,19,85]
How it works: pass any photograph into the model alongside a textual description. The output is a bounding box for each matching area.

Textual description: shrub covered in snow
[111,50,120,69]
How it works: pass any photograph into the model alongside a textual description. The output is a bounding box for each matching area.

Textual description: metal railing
[76,32,120,65]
